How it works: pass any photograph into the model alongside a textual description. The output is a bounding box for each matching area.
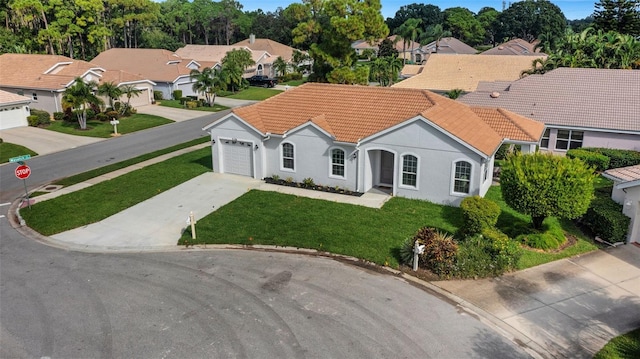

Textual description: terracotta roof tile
[422,37,478,54]
[230,83,543,156]
[232,38,301,62]
[0,89,31,105]
[480,38,545,56]
[176,45,269,64]
[604,164,640,183]
[392,54,544,92]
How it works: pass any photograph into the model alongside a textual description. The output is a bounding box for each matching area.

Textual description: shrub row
[280,72,303,82]
[566,149,610,171]
[172,89,182,100]
[27,109,51,127]
[568,148,640,170]
[582,197,630,243]
[153,90,163,100]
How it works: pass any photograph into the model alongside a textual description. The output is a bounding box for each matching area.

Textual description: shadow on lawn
[190,154,213,170]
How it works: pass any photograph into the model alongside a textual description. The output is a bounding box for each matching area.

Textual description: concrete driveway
[136,104,211,121]
[0,126,103,156]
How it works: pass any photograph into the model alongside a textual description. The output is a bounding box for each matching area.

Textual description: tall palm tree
[97,81,122,108]
[189,67,221,106]
[62,77,103,130]
[422,24,452,54]
[396,18,423,64]
[273,56,288,78]
[119,85,142,114]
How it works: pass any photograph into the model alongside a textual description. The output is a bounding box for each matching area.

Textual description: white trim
[546,124,640,136]
[285,121,335,140]
[280,141,296,172]
[328,147,347,180]
[203,113,264,136]
[554,129,584,152]
[398,152,419,190]
[450,159,473,196]
[43,62,73,74]
[117,79,157,86]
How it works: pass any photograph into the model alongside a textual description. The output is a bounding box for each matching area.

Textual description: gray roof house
[459,68,640,154]
[603,165,640,244]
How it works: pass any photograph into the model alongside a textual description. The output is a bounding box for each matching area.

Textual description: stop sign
[15,164,31,180]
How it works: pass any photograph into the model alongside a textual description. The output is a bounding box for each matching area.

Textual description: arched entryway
[366,149,394,194]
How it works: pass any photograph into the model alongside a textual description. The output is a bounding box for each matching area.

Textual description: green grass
[45,114,173,138]
[0,142,38,163]
[594,328,640,359]
[180,191,463,267]
[158,100,228,112]
[22,147,212,236]
[282,79,306,86]
[224,87,282,100]
[54,137,209,187]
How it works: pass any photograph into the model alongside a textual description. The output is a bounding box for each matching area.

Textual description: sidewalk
[0,126,104,156]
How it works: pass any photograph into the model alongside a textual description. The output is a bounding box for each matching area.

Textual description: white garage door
[129,88,149,107]
[0,108,28,129]
[222,140,253,177]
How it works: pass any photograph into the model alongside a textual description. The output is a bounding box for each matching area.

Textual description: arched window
[331,149,345,177]
[282,143,294,170]
[402,155,418,187]
[453,161,472,194]
[257,64,263,76]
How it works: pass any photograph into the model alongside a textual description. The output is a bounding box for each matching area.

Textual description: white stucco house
[0,90,31,130]
[203,84,545,206]
[603,165,640,244]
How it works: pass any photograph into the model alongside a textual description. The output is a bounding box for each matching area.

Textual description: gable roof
[232,37,300,62]
[480,38,544,56]
[1,53,151,91]
[175,45,270,64]
[391,54,544,92]
[603,164,640,189]
[422,37,477,55]
[216,83,543,156]
[459,68,640,133]
[91,48,215,83]
[388,35,424,53]
[0,89,31,106]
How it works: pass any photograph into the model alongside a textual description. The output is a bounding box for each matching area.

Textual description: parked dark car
[247,75,278,88]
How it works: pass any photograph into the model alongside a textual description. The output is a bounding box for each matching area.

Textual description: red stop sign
[15,164,31,180]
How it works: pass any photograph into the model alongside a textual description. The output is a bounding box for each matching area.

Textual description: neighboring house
[352,39,378,56]
[480,38,544,56]
[175,44,272,78]
[91,48,216,99]
[422,37,477,55]
[0,53,154,114]
[459,68,640,153]
[0,90,31,130]
[602,165,640,244]
[392,54,544,93]
[387,35,430,64]
[203,83,544,206]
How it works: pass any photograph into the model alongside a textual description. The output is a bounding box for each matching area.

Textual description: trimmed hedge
[582,197,630,243]
[566,149,610,171]
[460,196,501,236]
[172,89,182,100]
[576,148,640,170]
[27,115,40,127]
[153,90,163,100]
[53,112,65,121]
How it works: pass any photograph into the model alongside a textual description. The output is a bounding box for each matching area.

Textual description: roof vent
[490,91,500,98]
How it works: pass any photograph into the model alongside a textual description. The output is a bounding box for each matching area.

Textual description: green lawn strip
[594,327,640,359]
[282,79,305,86]
[54,137,209,187]
[484,186,598,268]
[180,191,463,267]
[224,87,282,100]
[158,100,228,112]
[0,142,38,163]
[22,147,212,236]
[45,114,173,138]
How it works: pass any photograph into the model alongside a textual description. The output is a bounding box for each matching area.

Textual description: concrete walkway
[136,104,212,121]
[0,126,104,156]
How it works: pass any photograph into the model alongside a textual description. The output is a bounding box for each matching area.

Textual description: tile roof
[232,38,300,62]
[391,54,544,92]
[226,83,544,156]
[388,35,424,53]
[175,45,270,64]
[91,48,214,83]
[422,37,478,55]
[401,64,424,77]
[459,68,640,132]
[0,89,31,105]
[1,53,149,90]
[480,38,544,56]
[604,164,640,184]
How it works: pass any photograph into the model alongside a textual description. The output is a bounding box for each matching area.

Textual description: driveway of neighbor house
[0,126,104,156]
[136,104,213,121]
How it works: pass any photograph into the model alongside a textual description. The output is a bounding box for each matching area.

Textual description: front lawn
[0,142,38,163]
[595,328,640,359]
[45,114,173,138]
[158,100,228,112]
[223,87,282,100]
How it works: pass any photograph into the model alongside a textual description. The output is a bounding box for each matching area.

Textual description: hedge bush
[516,225,565,250]
[53,112,65,121]
[566,149,610,171]
[30,109,51,126]
[422,231,458,278]
[153,90,163,100]
[455,231,520,278]
[105,110,119,120]
[578,148,640,169]
[460,196,501,236]
[172,89,182,100]
[27,115,40,127]
[281,72,303,82]
[582,197,630,243]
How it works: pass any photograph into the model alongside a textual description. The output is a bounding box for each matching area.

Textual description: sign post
[110,118,120,135]
[15,164,32,209]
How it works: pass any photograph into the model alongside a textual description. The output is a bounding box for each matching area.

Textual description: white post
[189,211,196,240]
[413,241,425,271]
[110,118,120,135]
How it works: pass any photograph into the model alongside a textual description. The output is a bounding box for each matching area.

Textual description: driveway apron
[51,173,261,250]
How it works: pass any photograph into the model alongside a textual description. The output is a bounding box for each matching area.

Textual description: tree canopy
[497,0,567,42]
[593,0,640,37]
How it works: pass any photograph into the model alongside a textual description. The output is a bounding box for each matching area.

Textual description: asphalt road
[0,218,531,358]
[0,111,229,203]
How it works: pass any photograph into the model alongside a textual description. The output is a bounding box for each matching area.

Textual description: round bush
[422,231,458,277]
[460,196,501,236]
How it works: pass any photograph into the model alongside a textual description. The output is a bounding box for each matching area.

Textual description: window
[555,130,583,150]
[402,155,418,187]
[483,163,489,182]
[32,92,38,101]
[282,143,294,170]
[331,149,345,177]
[540,128,550,148]
[257,64,263,76]
[453,161,471,194]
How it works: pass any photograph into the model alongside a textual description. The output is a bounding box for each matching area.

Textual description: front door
[380,151,394,185]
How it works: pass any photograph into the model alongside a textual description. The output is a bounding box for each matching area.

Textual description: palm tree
[385,56,403,86]
[273,56,288,78]
[396,18,423,64]
[118,85,142,114]
[422,24,452,54]
[62,77,103,130]
[97,81,122,108]
[189,67,222,106]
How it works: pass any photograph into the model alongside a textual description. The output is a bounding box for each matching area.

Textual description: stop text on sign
[15,165,31,179]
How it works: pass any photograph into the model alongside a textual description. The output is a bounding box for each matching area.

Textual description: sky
[239,0,595,21]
